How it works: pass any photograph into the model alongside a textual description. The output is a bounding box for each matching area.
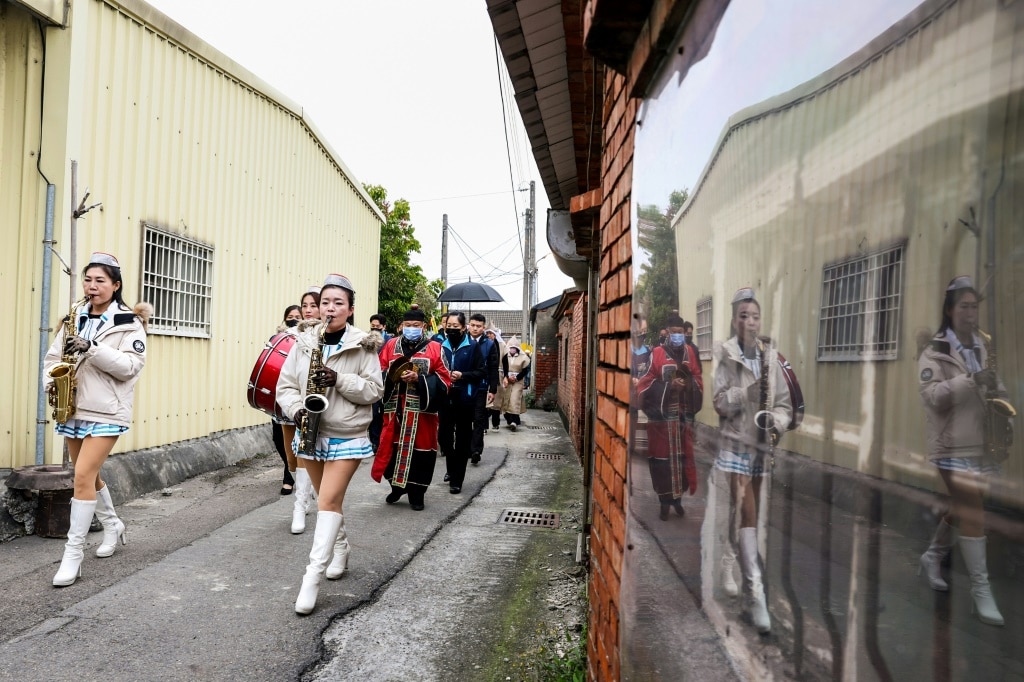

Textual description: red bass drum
[247,332,297,420]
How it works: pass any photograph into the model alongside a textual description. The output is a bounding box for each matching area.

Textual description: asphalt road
[0,413,574,682]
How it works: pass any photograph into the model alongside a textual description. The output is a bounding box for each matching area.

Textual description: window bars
[817,243,904,361]
[696,296,712,360]
[141,224,214,337]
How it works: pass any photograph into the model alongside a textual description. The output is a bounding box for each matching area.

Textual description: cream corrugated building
[672,0,1023,504]
[1,0,384,470]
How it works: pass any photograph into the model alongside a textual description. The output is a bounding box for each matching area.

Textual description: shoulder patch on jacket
[133,340,146,353]
[920,368,933,381]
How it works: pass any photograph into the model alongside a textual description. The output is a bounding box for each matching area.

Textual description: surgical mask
[285,319,299,328]
[684,335,693,344]
[669,333,686,347]
[445,329,463,344]
[402,326,423,341]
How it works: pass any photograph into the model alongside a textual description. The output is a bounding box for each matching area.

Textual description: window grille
[141,224,214,337]
[817,243,904,361]
[695,297,712,360]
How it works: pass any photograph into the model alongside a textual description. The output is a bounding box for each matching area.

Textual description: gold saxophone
[298,317,333,455]
[977,328,1016,461]
[754,337,778,466]
[49,296,90,424]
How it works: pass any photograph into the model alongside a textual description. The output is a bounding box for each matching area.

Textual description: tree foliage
[414,278,446,328]
[635,189,688,334]
[365,183,429,329]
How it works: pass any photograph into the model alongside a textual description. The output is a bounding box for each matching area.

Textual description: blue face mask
[669,333,686,347]
[403,326,423,341]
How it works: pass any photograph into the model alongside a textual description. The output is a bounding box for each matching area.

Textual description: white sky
[143,0,569,310]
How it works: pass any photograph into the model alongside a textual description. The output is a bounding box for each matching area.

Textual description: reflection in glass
[623,0,1024,678]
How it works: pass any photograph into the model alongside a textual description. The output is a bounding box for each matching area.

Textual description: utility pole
[441,213,449,289]
[521,181,536,347]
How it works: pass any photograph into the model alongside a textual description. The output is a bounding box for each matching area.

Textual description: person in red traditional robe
[370,305,451,510]
[636,313,703,520]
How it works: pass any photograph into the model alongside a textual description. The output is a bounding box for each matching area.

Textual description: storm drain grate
[523,425,559,430]
[526,452,564,461]
[498,508,561,528]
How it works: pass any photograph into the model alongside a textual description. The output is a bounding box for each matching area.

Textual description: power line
[408,189,512,203]
[493,35,525,264]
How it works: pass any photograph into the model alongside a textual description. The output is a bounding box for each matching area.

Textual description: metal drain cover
[526,452,564,461]
[498,508,560,528]
[523,425,559,430]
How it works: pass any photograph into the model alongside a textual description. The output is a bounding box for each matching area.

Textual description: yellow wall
[1,0,383,468]
[674,0,1024,503]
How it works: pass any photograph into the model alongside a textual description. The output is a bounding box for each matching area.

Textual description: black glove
[64,336,91,354]
[293,408,308,426]
[311,367,338,388]
[973,368,998,390]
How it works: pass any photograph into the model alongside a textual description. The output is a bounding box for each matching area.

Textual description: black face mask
[445,329,464,344]
[285,319,299,328]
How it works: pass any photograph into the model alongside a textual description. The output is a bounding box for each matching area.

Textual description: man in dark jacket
[439,311,486,493]
[467,313,500,463]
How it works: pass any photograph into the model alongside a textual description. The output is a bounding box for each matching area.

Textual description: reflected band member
[918,276,1011,626]
[712,287,792,634]
[636,313,702,519]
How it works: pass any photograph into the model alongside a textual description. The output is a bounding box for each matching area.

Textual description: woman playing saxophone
[275,274,384,614]
[43,252,150,587]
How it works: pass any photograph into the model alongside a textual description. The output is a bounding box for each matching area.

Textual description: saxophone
[298,317,333,456]
[977,328,1016,461]
[48,296,89,424]
[753,337,778,467]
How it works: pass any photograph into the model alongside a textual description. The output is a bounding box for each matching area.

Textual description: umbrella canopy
[437,281,504,303]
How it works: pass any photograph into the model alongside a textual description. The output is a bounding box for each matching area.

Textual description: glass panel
[625,0,1024,679]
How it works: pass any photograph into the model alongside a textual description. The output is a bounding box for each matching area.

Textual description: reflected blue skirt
[932,457,1001,476]
[714,449,767,477]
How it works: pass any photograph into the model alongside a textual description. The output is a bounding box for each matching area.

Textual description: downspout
[579,255,599,564]
[35,185,56,465]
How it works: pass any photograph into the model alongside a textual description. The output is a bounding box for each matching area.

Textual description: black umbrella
[437,281,504,303]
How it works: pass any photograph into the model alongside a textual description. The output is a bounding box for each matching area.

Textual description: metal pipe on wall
[35,183,56,464]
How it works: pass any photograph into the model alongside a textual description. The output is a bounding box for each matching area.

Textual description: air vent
[498,509,560,528]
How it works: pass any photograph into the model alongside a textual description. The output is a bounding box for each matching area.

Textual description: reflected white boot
[739,527,771,634]
[94,485,127,558]
[918,520,953,591]
[291,468,312,534]
[325,515,350,580]
[720,546,739,597]
[295,511,342,615]
[960,536,1004,626]
[53,499,97,587]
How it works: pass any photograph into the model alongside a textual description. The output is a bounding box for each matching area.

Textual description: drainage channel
[498,508,561,529]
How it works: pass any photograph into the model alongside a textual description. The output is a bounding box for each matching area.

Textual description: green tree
[365,183,429,328]
[414,277,446,328]
[635,189,688,335]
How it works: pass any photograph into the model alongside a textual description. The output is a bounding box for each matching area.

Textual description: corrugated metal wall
[675,0,1024,503]
[2,0,383,468]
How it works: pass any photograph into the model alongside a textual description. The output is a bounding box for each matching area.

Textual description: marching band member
[271,305,302,495]
[275,275,383,615]
[712,287,792,634]
[44,252,150,587]
[371,305,451,511]
[289,286,322,533]
[918,276,1010,626]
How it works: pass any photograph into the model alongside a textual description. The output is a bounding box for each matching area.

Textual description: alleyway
[0,410,584,682]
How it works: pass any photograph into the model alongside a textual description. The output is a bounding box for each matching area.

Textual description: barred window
[141,224,214,337]
[817,243,904,361]
[695,297,712,360]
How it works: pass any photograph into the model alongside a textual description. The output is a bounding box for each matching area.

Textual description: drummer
[271,305,302,495]
[288,286,321,533]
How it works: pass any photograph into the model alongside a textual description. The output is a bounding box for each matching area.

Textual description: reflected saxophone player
[918,275,1015,627]
[636,313,703,520]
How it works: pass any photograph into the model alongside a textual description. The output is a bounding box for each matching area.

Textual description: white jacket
[43,303,149,427]
[276,323,384,439]
[713,336,792,453]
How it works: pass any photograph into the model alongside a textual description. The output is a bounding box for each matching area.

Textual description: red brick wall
[556,297,588,457]
[587,66,635,682]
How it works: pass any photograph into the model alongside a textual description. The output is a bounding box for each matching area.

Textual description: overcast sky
[144,0,568,311]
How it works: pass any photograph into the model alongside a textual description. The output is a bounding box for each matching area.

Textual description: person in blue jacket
[439,311,486,493]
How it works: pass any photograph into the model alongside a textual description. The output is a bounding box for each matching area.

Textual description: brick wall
[586,66,635,682]
[533,309,559,402]
[556,296,588,457]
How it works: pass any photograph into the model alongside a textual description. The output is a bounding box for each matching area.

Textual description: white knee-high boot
[918,519,953,591]
[325,515,350,580]
[53,498,97,587]
[720,546,739,597]
[94,485,127,558]
[960,536,1004,626]
[739,527,771,633]
[291,468,313,534]
[295,511,343,615]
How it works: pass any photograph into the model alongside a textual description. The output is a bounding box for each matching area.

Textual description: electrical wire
[493,35,525,263]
